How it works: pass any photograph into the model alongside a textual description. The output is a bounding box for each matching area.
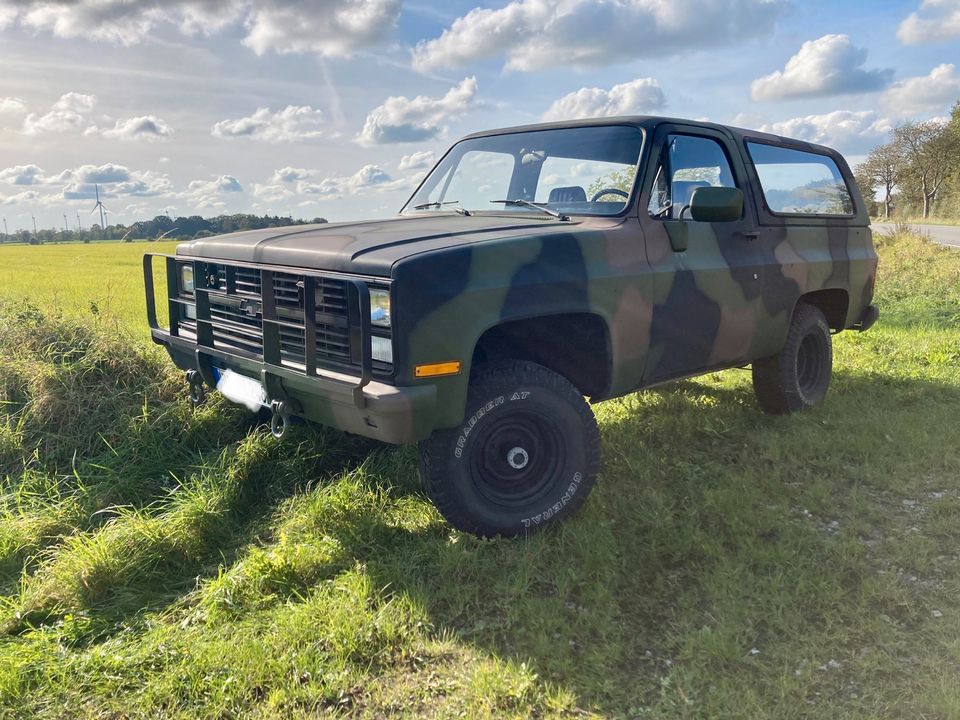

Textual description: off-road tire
[752,304,833,414]
[418,360,601,537]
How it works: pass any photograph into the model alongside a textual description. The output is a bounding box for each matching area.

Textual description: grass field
[0,241,178,338]
[0,232,959,718]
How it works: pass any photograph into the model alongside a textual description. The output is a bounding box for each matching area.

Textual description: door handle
[740,231,760,241]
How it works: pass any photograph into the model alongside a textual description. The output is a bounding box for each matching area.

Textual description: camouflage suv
[144,116,879,537]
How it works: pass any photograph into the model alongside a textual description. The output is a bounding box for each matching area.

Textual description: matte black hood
[176,214,577,277]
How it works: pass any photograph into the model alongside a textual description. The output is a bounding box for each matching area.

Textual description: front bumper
[144,253,436,444]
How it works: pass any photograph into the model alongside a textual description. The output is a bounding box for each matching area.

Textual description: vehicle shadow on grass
[305,370,960,715]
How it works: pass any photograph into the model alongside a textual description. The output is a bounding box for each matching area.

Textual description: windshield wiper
[489,199,569,221]
[412,200,471,216]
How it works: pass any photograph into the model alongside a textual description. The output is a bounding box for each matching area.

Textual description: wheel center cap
[507,446,530,470]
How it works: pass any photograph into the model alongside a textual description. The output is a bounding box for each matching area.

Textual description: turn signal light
[414,361,462,378]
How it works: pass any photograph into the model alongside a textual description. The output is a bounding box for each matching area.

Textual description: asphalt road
[872,223,960,249]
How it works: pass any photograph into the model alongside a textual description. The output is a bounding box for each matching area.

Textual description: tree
[893,120,958,218]
[859,141,904,220]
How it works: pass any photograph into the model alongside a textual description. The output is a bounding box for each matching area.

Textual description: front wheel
[418,360,600,537]
[752,304,833,414]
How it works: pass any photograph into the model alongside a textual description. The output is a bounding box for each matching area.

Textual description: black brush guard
[144,253,378,409]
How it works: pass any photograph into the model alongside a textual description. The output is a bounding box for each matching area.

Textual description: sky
[0,0,958,232]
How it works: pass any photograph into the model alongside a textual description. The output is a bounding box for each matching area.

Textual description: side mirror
[689,186,743,223]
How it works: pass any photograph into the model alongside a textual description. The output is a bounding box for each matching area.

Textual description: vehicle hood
[176,214,580,277]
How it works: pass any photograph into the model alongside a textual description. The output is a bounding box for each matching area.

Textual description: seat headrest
[548,186,587,203]
[672,181,710,206]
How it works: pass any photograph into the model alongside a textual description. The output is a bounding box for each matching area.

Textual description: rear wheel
[418,360,600,537]
[752,304,833,414]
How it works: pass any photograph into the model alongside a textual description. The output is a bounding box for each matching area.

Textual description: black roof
[461,115,846,162]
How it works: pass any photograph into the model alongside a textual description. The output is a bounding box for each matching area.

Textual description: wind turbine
[63,213,69,234]
[32,215,37,235]
[91,184,107,233]
[2,217,7,240]
[76,211,82,232]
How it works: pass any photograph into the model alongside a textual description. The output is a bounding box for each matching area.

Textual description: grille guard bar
[144,253,376,409]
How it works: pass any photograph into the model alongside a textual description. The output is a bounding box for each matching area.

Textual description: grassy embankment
[0,233,959,718]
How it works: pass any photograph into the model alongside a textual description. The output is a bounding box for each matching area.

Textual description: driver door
[640,124,772,383]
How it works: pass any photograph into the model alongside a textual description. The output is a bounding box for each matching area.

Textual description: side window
[747,142,854,216]
[648,134,738,220]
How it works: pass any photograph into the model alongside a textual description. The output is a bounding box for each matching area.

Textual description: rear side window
[747,142,854,216]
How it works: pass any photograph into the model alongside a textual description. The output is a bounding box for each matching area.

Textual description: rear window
[747,142,854,216]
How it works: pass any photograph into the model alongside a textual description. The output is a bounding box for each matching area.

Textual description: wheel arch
[471,311,613,399]
[795,287,850,330]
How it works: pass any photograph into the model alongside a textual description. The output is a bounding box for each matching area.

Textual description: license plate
[215,369,268,411]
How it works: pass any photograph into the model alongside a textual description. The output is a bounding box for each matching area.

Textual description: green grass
[0,240,177,337]
[0,232,959,717]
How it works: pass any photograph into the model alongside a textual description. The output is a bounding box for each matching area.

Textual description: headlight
[369,288,390,328]
[180,264,195,294]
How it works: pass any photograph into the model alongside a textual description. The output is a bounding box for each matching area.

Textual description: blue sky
[0,0,958,232]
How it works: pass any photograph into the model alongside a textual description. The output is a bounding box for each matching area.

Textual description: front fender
[391,228,652,430]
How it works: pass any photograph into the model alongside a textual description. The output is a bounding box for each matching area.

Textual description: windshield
[401,125,643,218]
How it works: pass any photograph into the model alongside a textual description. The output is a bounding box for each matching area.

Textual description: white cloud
[188,175,244,194]
[253,183,296,203]
[898,0,960,44]
[212,105,325,142]
[0,165,46,185]
[22,92,97,135]
[356,77,478,145]
[398,150,436,171]
[757,111,894,153]
[751,34,892,101]
[541,78,665,121]
[243,0,400,57]
[181,174,244,210]
[56,163,132,185]
[63,169,173,200]
[0,190,40,206]
[0,97,26,115]
[0,163,173,205]
[413,0,786,73]
[265,163,410,201]
[93,115,175,141]
[882,63,960,116]
[0,0,400,56]
[270,167,316,183]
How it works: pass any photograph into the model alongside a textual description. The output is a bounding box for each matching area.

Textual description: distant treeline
[0,213,328,245]
[856,101,960,219]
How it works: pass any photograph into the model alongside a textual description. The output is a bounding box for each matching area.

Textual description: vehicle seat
[670,181,710,218]
[548,186,587,203]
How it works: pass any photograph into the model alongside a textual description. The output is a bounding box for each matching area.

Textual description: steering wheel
[590,188,629,203]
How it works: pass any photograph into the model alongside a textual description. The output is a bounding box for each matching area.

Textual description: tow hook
[186,369,206,406]
[270,400,293,440]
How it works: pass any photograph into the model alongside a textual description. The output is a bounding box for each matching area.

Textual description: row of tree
[856,102,960,219]
[0,213,328,244]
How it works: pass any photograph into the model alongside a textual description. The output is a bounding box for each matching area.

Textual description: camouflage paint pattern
[149,116,878,443]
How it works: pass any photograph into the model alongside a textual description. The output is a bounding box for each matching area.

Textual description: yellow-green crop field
[0,233,959,718]
[0,241,177,339]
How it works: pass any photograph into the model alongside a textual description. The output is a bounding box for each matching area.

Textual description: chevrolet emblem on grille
[240,298,261,317]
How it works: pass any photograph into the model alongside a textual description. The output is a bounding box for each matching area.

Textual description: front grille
[178,261,390,376]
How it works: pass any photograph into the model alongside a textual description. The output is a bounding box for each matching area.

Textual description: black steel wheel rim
[796,333,824,395]
[468,409,564,507]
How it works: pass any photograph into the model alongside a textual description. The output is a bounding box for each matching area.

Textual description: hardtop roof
[460,115,846,162]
